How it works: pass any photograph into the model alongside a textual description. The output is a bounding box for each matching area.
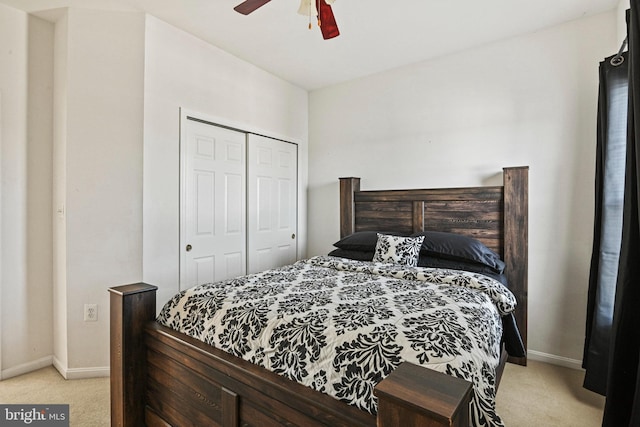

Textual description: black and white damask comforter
[157,256,517,427]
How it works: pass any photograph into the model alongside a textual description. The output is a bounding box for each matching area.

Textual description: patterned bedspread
[157,256,517,427]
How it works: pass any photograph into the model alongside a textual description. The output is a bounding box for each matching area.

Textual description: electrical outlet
[84,304,98,322]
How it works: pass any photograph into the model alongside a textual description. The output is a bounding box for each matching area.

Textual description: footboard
[110,283,473,427]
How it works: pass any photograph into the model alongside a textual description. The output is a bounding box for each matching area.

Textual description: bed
[109,166,528,427]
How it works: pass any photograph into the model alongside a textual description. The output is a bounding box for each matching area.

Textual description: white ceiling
[1,0,620,90]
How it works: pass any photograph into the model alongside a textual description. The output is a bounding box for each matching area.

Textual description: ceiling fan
[234,0,340,40]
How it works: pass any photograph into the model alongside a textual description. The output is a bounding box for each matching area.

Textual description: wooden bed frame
[110,166,528,427]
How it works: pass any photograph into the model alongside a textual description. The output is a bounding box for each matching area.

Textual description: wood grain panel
[146,349,223,424]
[109,283,157,427]
[145,323,376,427]
[353,187,502,202]
[239,398,321,427]
[340,177,360,237]
[146,376,220,427]
[503,167,528,365]
[355,201,414,212]
[145,406,172,427]
[221,388,238,427]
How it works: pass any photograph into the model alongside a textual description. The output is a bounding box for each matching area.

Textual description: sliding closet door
[247,134,298,274]
[180,118,246,289]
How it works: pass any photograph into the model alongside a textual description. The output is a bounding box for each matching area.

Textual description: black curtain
[601,1,640,424]
[583,43,628,395]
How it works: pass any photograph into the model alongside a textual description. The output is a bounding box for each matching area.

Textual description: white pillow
[372,234,424,267]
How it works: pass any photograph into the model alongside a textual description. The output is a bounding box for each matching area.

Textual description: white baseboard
[1,356,53,380]
[527,349,583,370]
[63,366,110,380]
[2,356,110,381]
[53,356,109,379]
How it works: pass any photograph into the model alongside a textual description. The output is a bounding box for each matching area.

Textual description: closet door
[180,118,246,289]
[247,134,298,274]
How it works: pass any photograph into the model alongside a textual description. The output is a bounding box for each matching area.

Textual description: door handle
[186,244,192,252]
[291,234,296,239]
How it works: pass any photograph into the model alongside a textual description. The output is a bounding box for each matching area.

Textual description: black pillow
[417,256,507,285]
[328,248,374,261]
[333,231,405,252]
[411,231,505,273]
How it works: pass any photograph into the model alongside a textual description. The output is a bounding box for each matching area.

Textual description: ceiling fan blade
[234,0,271,15]
[318,0,339,40]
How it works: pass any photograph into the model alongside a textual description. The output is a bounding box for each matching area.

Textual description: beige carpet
[496,360,605,426]
[0,360,604,426]
[0,367,109,426]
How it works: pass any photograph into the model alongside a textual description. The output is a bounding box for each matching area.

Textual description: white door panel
[181,118,246,289]
[247,134,298,274]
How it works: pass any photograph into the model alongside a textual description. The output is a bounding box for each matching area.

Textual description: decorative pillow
[328,248,374,261]
[372,234,424,267]
[333,231,405,252]
[411,231,505,273]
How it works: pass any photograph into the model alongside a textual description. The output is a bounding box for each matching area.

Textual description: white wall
[308,11,619,366]
[0,4,54,378]
[0,6,308,378]
[52,9,68,380]
[142,16,309,308]
[619,0,630,41]
[52,8,145,377]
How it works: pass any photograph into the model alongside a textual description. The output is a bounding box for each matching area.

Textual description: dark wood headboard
[339,166,528,365]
